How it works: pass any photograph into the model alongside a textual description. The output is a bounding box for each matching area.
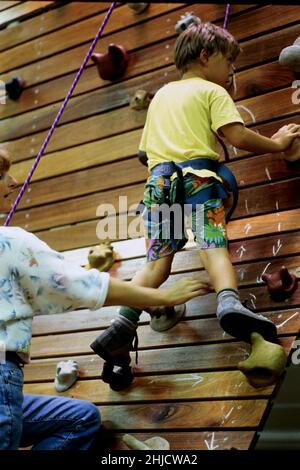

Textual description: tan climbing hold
[122,434,170,450]
[238,332,287,388]
[85,243,115,272]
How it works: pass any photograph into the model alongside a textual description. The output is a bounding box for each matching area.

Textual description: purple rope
[4,2,116,226]
[223,4,231,29]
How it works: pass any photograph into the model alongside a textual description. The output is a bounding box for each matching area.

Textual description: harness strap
[150,158,238,222]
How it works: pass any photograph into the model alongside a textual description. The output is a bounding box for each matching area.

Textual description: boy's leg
[193,198,277,343]
[21,394,100,450]
[118,251,175,323]
[90,252,176,367]
[200,247,277,342]
[91,175,187,370]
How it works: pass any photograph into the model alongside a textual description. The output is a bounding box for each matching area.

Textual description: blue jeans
[0,360,101,450]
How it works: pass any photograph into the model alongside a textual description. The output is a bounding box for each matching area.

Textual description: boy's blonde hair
[0,149,11,176]
[174,22,241,73]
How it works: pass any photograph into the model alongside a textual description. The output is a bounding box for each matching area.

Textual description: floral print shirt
[0,227,110,363]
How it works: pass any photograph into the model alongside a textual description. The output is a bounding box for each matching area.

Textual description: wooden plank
[60,230,300,266]
[228,208,300,242]
[97,251,300,286]
[103,430,255,450]
[30,308,300,360]
[23,370,274,402]
[98,399,268,430]
[11,176,300,232]
[12,182,145,231]
[24,337,295,382]
[17,157,147,210]
[234,178,300,219]
[1,9,296,123]
[32,205,300,251]
[0,2,112,52]
[8,112,300,203]
[0,2,21,13]
[0,4,251,81]
[10,129,142,183]
[31,300,300,336]
[1,53,295,127]
[108,249,300,285]
[30,304,300,359]
[0,107,147,164]
[0,5,290,101]
[2,111,299,168]
[0,3,185,73]
[0,1,54,28]
[2,66,297,144]
[237,23,300,70]
[229,115,300,160]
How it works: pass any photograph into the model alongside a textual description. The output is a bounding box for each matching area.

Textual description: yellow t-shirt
[139,76,244,180]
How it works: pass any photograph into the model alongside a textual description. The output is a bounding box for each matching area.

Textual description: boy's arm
[220,122,300,153]
[105,277,212,308]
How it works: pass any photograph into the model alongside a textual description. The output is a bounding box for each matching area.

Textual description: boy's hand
[271,123,300,151]
[163,278,214,306]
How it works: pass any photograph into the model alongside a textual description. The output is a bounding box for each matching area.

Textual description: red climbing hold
[91,44,128,81]
[262,266,298,302]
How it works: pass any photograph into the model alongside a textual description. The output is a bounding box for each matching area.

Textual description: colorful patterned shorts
[142,173,228,262]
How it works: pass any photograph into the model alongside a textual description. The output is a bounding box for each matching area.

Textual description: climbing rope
[4,2,116,226]
[223,4,231,29]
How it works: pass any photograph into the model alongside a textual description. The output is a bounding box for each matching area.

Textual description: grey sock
[119,306,142,324]
[216,288,277,343]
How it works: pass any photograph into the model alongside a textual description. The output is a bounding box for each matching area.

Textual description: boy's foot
[217,300,277,343]
[101,362,134,391]
[145,304,186,332]
[90,316,138,368]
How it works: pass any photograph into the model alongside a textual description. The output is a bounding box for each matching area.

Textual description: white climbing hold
[54,360,78,392]
[122,434,170,450]
[279,36,300,72]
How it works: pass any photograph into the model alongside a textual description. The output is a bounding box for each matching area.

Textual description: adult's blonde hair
[174,22,241,73]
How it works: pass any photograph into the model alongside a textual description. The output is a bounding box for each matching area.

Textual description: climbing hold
[262,266,298,302]
[146,304,186,332]
[101,362,134,391]
[54,360,78,392]
[130,89,153,110]
[5,77,24,100]
[283,137,300,162]
[85,243,115,272]
[238,332,287,388]
[122,434,170,450]
[91,44,128,81]
[175,12,201,34]
[127,3,149,14]
[279,36,300,72]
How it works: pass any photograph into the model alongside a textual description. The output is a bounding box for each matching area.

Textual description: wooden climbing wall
[0,2,300,450]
